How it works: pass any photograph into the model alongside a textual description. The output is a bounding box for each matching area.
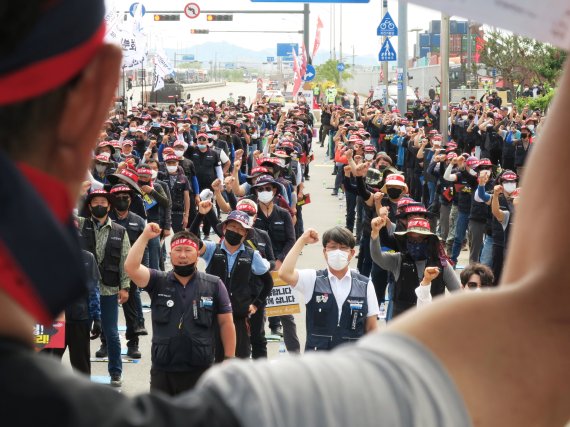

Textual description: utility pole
[397,0,408,113]
[440,14,450,142]
[339,4,343,88]
[467,20,472,88]
[304,4,311,64]
[332,4,336,61]
[381,0,389,108]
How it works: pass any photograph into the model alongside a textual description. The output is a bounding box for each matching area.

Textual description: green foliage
[315,60,353,87]
[479,31,566,91]
[514,89,556,112]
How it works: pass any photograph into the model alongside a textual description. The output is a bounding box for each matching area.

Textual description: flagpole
[140,58,145,106]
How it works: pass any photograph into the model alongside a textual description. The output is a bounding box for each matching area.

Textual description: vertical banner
[312,16,324,59]
[292,48,303,97]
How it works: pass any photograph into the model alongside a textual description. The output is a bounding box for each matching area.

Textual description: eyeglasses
[257,186,274,192]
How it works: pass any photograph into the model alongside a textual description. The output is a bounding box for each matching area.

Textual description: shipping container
[450,20,458,35]
[456,21,468,34]
[450,34,463,54]
[431,34,441,48]
[461,34,477,51]
[429,20,441,34]
[419,33,431,47]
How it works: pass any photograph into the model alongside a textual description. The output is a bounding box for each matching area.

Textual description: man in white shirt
[279,226,379,351]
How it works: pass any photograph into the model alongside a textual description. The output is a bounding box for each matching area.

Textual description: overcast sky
[107,0,448,59]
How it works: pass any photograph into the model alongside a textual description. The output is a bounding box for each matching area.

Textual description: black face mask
[91,205,108,219]
[114,199,130,212]
[173,263,196,277]
[225,229,244,246]
[387,188,403,200]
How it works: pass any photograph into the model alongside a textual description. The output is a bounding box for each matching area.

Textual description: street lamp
[409,28,423,62]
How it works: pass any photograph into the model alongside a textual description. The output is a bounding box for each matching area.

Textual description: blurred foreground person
[0,2,568,427]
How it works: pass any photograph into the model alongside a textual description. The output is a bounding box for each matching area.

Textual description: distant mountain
[163,42,378,67]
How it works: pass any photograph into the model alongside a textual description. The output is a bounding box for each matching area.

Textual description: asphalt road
[60,82,468,394]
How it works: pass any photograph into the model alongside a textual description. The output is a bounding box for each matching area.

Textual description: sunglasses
[256,186,274,192]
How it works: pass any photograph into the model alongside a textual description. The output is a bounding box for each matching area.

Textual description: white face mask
[364,153,374,161]
[174,150,185,158]
[257,190,274,204]
[95,164,107,173]
[129,127,137,133]
[326,249,350,271]
[167,165,178,174]
[151,170,158,180]
[461,115,468,120]
[527,124,535,131]
[503,182,517,194]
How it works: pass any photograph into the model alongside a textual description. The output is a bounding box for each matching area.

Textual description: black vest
[491,194,511,247]
[192,149,218,187]
[393,254,445,318]
[109,211,144,245]
[206,245,256,317]
[150,271,220,372]
[305,269,369,352]
[81,218,125,288]
[167,174,187,212]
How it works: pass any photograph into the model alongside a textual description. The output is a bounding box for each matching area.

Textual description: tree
[479,31,566,91]
[315,59,352,87]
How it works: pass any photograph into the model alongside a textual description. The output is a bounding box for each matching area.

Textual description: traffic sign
[303,64,316,82]
[267,57,275,63]
[378,38,397,62]
[492,68,497,77]
[337,63,345,72]
[181,54,195,61]
[397,83,404,90]
[277,43,299,61]
[184,3,200,19]
[129,2,146,17]
[377,11,398,37]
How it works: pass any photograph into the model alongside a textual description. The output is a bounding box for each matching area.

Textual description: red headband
[171,238,198,251]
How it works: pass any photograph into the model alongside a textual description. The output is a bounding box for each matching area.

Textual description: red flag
[300,43,307,78]
[292,47,302,97]
[312,16,324,59]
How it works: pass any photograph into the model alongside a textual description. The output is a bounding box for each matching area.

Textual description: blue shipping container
[431,34,441,48]
[450,20,458,34]
[419,33,431,47]
[456,21,468,34]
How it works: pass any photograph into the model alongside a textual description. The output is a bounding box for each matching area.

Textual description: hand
[253,150,261,159]
[478,170,489,186]
[274,260,282,271]
[354,154,363,163]
[90,319,102,340]
[378,206,389,218]
[235,149,244,159]
[118,289,129,305]
[81,181,92,196]
[198,200,213,215]
[183,216,189,229]
[355,162,369,177]
[423,266,440,283]
[373,192,384,204]
[494,185,503,195]
[371,216,387,233]
[248,305,258,316]
[211,178,222,193]
[343,165,352,176]
[141,185,153,194]
[149,140,157,148]
[144,150,152,160]
[143,222,161,240]
[224,176,235,191]
[120,130,128,138]
[345,149,353,160]
[301,228,319,245]
[233,159,242,171]
[117,162,127,171]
